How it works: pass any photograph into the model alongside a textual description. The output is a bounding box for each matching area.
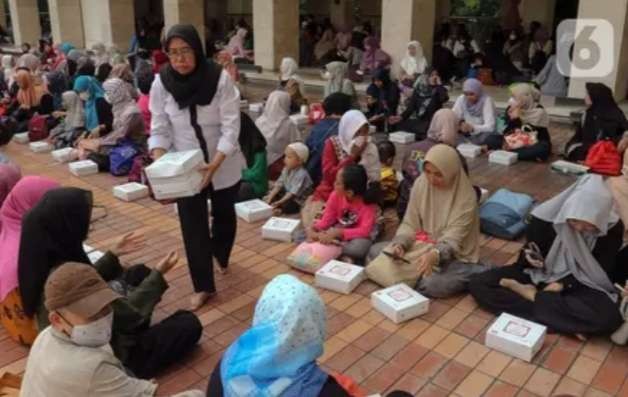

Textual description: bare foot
[500,278,538,302]
[543,282,563,293]
[189,292,215,311]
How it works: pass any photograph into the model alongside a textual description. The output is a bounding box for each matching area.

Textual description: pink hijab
[227,28,248,58]
[0,165,21,209]
[0,176,59,301]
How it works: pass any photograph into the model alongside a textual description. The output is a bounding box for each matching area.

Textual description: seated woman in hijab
[323,61,356,104]
[469,175,625,338]
[452,78,497,145]
[49,91,85,149]
[305,93,353,186]
[227,28,253,63]
[9,69,54,132]
[534,54,568,98]
[389,68,449,139]
[315,28,337,64]
[302,110,380,228]
[359,37,391,76]
[255,90,297,180]
[73,75,112,141]
[0,176,59,345]
[367,144,487,298]
[109,63,139,100]
[485,83,552,162]
[565,83,628,162]
[238,112,268,202]
[400,41,428,87]
[17,53,41,75]
[17,187,202,379]
[279,57,307,113]
[77,78,146,162]
[366,68,400,132]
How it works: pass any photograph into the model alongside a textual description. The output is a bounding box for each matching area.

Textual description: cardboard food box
[389,131,416,144]
[371,283,430,324]
[315,260,365,294]
[113,183,150,202]
[290,114,309,127]
[457,143,483,158]
[261,217,301,242]
[29,141,52,153]
[12,132,29,144]
[83,244,95,253]
[88,250,105,264]
[485,313,547,362]
[145,149,203,179]
[51,147,78,163]
[150,172,203,200]
[235,199,273,223]
[69,160,98,176]
[249,103,264,113]
[489,150,518,166]
[550,160,590,175]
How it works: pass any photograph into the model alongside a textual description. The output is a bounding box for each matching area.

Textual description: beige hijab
[427,109,460,146]
[397,144,480,263]
[510,83,550,128]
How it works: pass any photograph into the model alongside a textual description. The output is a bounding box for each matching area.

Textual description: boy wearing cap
[265,142,313,215]
[21,260,203,397]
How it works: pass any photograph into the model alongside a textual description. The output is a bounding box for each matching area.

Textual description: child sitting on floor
[378,140,398,208]
[265,142,313,215]
[307,164,378,264]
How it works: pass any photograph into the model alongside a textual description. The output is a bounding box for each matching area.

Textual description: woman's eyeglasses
[167,47,194,60]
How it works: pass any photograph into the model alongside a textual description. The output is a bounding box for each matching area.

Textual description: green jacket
[36,252,168,364]
[242,151,269,197]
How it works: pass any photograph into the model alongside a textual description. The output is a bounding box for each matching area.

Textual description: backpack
[27,114,49,142]
[480,189,534,240]
[109,140,139,176]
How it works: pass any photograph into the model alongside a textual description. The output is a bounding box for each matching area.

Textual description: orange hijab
[15,70,44,109]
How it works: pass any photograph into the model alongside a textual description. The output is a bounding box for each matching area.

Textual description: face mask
[69,311,113,347]
[322,71,331,80]
[351,135,367,149]
[79,92,90,101]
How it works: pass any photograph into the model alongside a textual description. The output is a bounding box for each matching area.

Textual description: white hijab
[2,55,14,86]
[255,91,294,165]
[400,41,428,77]
[528,175,620,301]
[338,110,381,182]
[280,57,300,82]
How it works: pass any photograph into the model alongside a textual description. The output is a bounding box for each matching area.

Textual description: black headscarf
[323,93,352,116]
[239,112,267,167]
[18,188,93,316]
[76,56,96,77]
[583,83,628,143]
[160,24,223,109]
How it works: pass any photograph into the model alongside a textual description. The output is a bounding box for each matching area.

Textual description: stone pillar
[520,0,556,30]
[252,0,299,70]
[163,0,204,45]
[48,0,85,47]
[7,0,41,46]
[567,0,628,100]
[436,0,451,23]
[381,0,435,78]
[330,0,353,31]
[80,0,135,52]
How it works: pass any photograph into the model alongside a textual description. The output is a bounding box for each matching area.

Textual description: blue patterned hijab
[73,76,104,130]
[221,275,328,397]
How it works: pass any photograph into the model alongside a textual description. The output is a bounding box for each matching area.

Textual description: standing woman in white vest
[149,24,245,310]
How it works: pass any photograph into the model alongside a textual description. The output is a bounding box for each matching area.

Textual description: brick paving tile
[353,326,392,353]
[431,360,471,391]
[453,340,490,368]
[553,376,588,397]
[567,355,602,385]
[344,353,385,384]
[386,373,427,396]
[524,367,561,397]
[453,369,494,397]
[484,380,520,397]
[415,382,451,397]
[542,345,577,375]
[499,359,537,387]
[476,349,512,377]
[410,351,449,380]
[591,358,628,395]
[325,344,367,373]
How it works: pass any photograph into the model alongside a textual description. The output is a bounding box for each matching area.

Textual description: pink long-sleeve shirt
[314,191,377,241]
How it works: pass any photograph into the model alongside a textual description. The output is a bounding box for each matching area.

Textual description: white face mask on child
[69,311,113,347]
[79,92,90,102]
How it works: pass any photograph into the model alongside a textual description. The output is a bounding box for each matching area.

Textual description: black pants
[468,264,623,336]
[126,310,202,379]
[273,189,301,215]
[177,182,239,293]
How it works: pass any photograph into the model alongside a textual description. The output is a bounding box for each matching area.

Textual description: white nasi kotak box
[113,183,150,202]
[551,160,590,175]
[290,114,309,127]
[235,199,273,223]
[315,260,365,294]
[240,99,248,109]
[485,313,546,362]
[52,147,78,163]
[88,250,105,264]
[479,188,490,204]
[261,217,301,242]
[249,103,264,113]
[389,131,416,144]
[12,132,29,144]
[145,149,204,200]
[457,143,482,158]
[69,160,98,176]
[371,283,430,324]
[29,141,52,153]
[489,150,518,165]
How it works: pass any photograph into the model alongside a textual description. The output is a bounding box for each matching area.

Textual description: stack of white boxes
[261,217,301,242]
[389,132,416,144]
[29,141,52,153]
[12,132,29,144]
[457,143,482,158]
[550,160,590,175]
[52,148,78,163]
[235,199,273,223]
[315,260,365,294]
[145,149,204,200]
[485,313,547,362]
[249,103,264,113]
[113,183,150,202]
[371,283,430,324]
[489,150,518,165]
[69,160,99,176]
